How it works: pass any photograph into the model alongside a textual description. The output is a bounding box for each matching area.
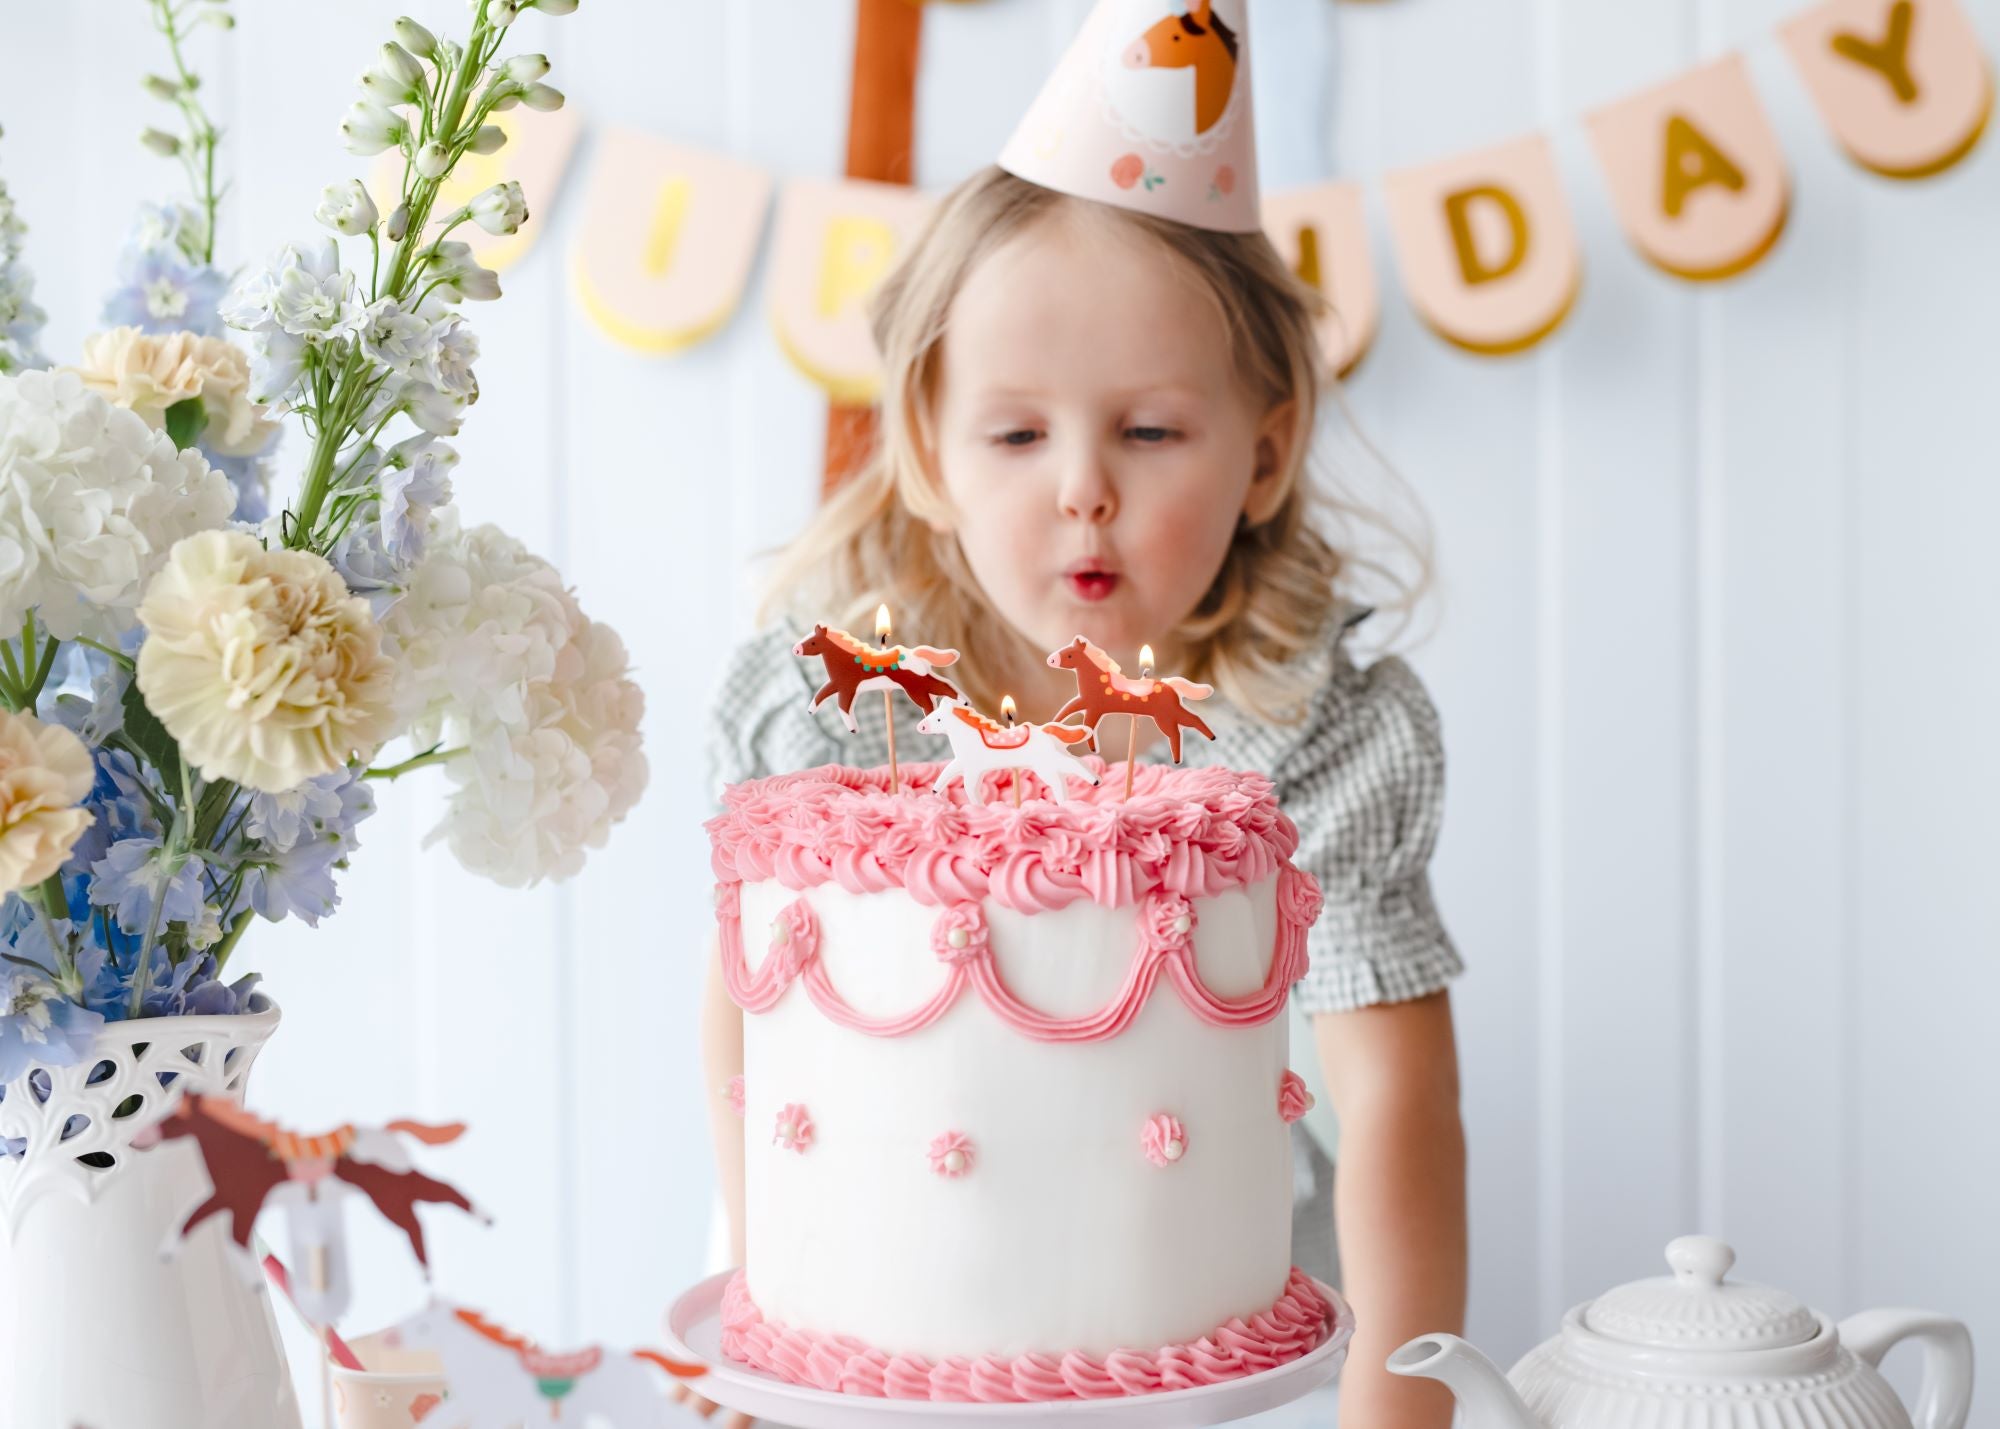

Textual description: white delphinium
[314,180,379,237]
[467,181,528,236]
[0,369,234,640]
[0,159,49,376]
[381,510,646,887]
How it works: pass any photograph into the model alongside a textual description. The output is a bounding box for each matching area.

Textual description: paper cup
[328,1331,450,1428]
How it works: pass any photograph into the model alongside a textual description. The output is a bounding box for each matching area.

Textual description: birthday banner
[395,0,1991,388]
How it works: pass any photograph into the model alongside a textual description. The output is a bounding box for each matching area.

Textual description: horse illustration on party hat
[1048,636,1216,763]
[387,1298,705,1427]
[794,621,962,732]
[918,698,1099,805]
[1124,0,1241,135]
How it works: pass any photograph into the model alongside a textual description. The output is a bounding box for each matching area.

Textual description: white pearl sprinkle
[771,921,790,946]
[944,1150,966,1173]
[1165,1139,1184,1161]
[1172,914,1192,935]
[947,928,969,949]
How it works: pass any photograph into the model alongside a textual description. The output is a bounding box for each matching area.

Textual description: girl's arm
[1317,990,1467,1429]
[702,934,748,1264]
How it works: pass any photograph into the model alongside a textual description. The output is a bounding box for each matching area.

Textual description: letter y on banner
[1383,134,1581,356]
[1782,0,1993,178]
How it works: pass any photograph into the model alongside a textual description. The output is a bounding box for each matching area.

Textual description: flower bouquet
[0,3,636,1425]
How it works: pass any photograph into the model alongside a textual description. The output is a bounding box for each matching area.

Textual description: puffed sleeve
[1274,645,1463,1015]
[703,627,844,811]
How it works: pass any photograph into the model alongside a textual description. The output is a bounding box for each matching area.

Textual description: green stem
[74,637,133,670]
[209,906,253,976]
[364,745,462,781]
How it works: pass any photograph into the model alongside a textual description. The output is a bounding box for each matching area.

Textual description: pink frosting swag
[720,1267,1336,1402]
[707,763,1299,915]
[717,873,1318,1043]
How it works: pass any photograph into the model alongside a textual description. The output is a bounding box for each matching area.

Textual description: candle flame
[875,603,892,645]
[1001,695,1017,724]
[1139,644,1155,674]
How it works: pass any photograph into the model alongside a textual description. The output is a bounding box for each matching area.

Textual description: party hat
[999,0,1260,233]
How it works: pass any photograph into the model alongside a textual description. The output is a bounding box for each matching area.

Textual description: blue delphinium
[101,202,229,337]
[239,769,377,927]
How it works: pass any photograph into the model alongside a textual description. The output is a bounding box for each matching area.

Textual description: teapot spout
[1387,1334,1542,1429]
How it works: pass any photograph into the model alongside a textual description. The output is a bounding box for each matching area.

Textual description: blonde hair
[761,165,1431,723]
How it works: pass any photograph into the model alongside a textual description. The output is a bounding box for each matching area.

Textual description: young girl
[702,15,1466,1426]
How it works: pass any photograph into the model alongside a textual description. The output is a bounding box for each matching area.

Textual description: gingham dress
[703,610,1462,1281]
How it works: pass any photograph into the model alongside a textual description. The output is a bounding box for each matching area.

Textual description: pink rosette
[927,1130,976,1178]
[1140,891,1198,955]
[767,898,820,982]
[1278,1070,1314,1124]
[725,1075,746,1117]
[929,902,989,965]
[713,882,741,922]
[1141,1113,1188,1168]
[1277,864,1325,930]
[773,1103,814,1153]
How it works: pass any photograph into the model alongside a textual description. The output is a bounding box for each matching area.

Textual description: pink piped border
[717,872,1318,1043]
[706,763,1298,914]
[720,1266,1335,1402]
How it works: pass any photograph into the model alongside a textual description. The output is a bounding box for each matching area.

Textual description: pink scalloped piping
[707,763,1296,913]
[717,876,1321,1042]
[719,1267,1335,1402]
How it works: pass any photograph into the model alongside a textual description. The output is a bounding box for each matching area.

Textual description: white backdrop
[7,0,1998,1414]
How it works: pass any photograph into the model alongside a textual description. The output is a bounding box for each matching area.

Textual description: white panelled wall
[7,0,1998,1413]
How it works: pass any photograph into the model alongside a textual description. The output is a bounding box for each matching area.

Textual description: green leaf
[163,396,206,452]
[121,676,184,779]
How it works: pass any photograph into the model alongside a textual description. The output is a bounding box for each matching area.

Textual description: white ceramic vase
[0,998,303,1429]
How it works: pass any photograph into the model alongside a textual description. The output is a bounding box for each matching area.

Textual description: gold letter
[1661,114,1748,218]
[1444,185,1529,286]
[1832,0,1919,104]
[1293,224,1322,291]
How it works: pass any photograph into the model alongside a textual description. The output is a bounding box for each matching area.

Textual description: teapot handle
[1839,1308,1976,1429]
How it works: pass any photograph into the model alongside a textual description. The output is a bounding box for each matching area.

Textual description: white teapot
[1389,1235,1974,1429]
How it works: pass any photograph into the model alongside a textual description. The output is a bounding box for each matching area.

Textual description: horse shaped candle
[1047,636,1217,763]
[918,698,1099,805]
[140,1094,484,1307]
[386,1299,706,1427]
[794,622,962,733]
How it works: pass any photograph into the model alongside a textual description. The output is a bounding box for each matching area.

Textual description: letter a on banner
[571,128,773,355]
[1782,0,1993,178]
[1586,54,1790,282]
[1383,134,1580,356]
[769,178,935,404]
[1263,182,1379,379]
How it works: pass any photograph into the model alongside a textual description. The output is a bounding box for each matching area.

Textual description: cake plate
[663,1272,1354,1428]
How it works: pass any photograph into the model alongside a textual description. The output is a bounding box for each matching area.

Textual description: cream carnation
[0,707,94,897]
[0,369,235,640]
[135,529,397,792]
[68,326,281,457]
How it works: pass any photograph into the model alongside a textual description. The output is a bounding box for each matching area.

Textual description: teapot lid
[1581,1237,1820,1352]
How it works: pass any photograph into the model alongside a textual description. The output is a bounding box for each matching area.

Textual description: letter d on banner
[770,178,936,403]
[1782,0,1993,178]
[1586,54,1790,282]
[1383,134,1581,356]
[571,128,772,355]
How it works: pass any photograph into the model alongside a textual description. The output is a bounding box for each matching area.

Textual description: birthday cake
[705,759,1337,1403]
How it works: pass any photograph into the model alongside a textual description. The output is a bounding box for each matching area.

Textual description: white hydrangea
[0,369,235,640]
[382,508,646,887]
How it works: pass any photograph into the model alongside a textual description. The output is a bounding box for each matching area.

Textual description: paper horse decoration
[793,622,961,732]
[386,1299,706,1427]
[917,698,1099,805]
[1047,636,1217,762]
[141,1094,485,1319]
